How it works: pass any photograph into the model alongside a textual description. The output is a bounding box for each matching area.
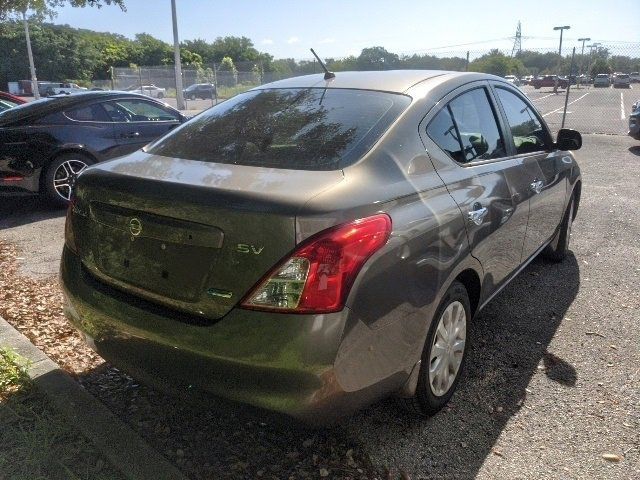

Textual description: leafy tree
[590,58,611,76]
[0,0,125,20]
[357,47,399,70]
[470,49,525,76]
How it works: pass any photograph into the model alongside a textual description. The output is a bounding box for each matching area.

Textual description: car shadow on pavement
[0,195,65,229]
[343,252,580,477]
[70,253,579,479]
[628,146,640,156]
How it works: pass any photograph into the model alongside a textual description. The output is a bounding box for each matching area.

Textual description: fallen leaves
[0,241,103,376]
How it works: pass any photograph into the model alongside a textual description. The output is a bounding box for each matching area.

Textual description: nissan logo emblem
[129,217,142,236]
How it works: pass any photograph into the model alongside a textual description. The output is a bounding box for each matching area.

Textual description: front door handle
[468,203,488,226]
[121,131,140,139]
[530,180,544,194]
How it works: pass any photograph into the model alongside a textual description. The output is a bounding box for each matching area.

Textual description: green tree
[0,0,125,20]
[357,46,399,70]
[590,58,611,76]
[470,49,525,77]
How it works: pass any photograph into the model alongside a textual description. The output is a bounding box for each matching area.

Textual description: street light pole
[22,12,40,100]
[577,37,591,87]
[171,0,185,110]
[553,25,571,57]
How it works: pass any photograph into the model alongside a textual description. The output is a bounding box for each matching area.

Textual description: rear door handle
[121,131,140,139]
[530,180,544,194]
[468,203,488,225]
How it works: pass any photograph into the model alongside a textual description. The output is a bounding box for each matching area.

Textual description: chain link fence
[96,44,639,135]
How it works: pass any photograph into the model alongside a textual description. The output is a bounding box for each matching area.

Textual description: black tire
[43,152,93,208]
[157,92,164,99]
[190,94,196,101]
[543,195,574,262]
[398,281,471,416]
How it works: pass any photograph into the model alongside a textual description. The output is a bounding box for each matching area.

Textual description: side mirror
[556,128,582,151]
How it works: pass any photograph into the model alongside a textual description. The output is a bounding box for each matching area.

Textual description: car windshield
[146,88,411,170]
[617,74,629,78]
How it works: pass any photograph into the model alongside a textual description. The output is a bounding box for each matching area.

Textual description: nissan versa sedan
[0,91,186,206]
[61,71,582,423]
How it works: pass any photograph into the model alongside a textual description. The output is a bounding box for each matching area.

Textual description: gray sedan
[61,70,582,423]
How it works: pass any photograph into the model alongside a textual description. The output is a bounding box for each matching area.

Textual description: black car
[0,91,186,206]
[183,83,216,100]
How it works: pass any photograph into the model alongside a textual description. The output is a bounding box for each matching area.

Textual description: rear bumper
[60,246,407,423]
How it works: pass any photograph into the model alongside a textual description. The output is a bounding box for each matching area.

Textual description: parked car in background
[629,99,640,140]
[504,75,520,86]
[0,91,186,205]
[522,75,534,85]
[0,91,27,105]
[593,73,611,88]
[530,75,569,89]
[126,84,166,98]
[613,73,631,89]
[0,91,26,113]
[630,72,640,83]
[46,83,87,96]
[61,70,582,423]
[183,83,217,100]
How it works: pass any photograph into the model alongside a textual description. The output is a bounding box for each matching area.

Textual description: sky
[51,0,639,59]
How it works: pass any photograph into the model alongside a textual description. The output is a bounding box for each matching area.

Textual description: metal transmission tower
[511,21,522,57]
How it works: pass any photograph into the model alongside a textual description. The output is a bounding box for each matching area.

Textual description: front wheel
[398,281,470,416]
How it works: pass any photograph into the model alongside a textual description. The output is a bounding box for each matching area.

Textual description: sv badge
[237,243,264,255]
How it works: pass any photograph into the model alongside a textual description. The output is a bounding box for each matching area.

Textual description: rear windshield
[146,88,411,170]
[617,74,629,79]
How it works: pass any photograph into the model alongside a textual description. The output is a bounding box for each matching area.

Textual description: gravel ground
[0,134,638,479]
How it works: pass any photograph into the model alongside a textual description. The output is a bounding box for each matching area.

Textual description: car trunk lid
[72,151,343,320]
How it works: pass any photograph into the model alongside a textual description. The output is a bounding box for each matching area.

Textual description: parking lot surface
[521,84,635,135]
[1,133,638,479]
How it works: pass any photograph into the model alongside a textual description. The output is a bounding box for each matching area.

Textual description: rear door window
[65,103,110,122]
[146,88,410,170]
[428,87,506,164]
[103,99,179,122]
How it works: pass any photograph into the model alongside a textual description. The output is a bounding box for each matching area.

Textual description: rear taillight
[64,196,78,254]
[241,214,392,314]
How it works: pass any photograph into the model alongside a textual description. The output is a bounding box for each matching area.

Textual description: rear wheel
[43,152,93,207]
[157,92,164,99]
[189,93,196,100]
[543,195,574,262]
[398,281,470,416]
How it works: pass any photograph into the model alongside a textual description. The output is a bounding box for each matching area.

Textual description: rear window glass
[146,88,410,170]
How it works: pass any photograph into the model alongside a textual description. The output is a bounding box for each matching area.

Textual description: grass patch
[216,83,257,99]
[0,348,125,480]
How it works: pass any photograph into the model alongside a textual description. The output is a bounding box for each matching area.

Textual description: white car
[504,75,520,86]
[128,84,166,99]
[47,83,87,95]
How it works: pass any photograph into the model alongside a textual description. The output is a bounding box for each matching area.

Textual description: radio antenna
[310,48,335,80]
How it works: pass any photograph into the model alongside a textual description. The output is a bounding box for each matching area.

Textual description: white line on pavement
[542,92,590,117]
[530,93,555,102]
[620,92,625,120]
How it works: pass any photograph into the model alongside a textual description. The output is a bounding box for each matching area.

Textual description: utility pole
[171,0,185,110]
[23,12,40,99]
[553,25,571,57]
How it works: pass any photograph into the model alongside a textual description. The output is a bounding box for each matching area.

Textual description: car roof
[253,70,460,94]
[0,91,175,126]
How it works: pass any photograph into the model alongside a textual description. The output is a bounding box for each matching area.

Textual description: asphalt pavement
[522,84,635,135]
[1,134,638,479]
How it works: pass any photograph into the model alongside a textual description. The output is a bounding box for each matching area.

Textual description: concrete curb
[0,315,190,480]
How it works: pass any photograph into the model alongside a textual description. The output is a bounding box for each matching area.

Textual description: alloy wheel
[429,300,467,397]
[53,159,88,200]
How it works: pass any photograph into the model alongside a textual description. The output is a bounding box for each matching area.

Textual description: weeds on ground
[0,348,124,480]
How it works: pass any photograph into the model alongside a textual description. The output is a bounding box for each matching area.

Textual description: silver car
[61,70,582,423]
